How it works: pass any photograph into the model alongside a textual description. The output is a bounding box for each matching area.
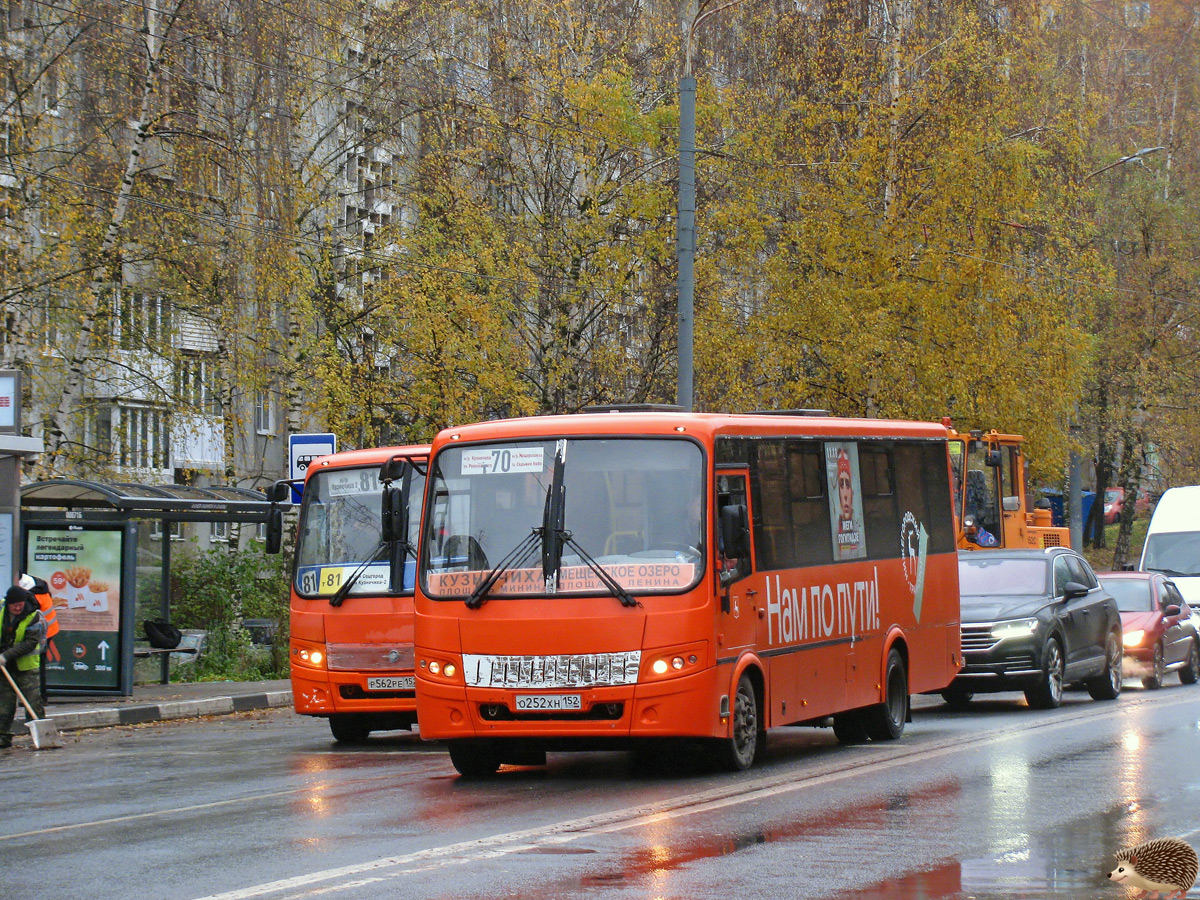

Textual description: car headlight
[1123,629,1145,647]
[991,618,1038,640]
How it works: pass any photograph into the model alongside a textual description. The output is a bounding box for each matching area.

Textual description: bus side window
[717,473,751,584]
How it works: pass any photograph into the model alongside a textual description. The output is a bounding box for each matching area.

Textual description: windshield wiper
[541,440,567,590]
[465,529,542,610]
[558,531,640,608]
[329,542,389,608]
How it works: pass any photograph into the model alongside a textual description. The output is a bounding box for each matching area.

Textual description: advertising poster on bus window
[825,442,866,560]
[26,527,123,691]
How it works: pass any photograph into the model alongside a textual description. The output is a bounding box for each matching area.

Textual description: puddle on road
[490,755,1191,900]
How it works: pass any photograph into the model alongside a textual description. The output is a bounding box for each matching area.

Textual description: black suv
[943,548,1123,709]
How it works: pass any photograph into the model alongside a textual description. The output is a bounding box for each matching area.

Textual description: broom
[0,665,60,750]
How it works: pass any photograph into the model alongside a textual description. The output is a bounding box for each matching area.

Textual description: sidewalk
[13,679,293,735]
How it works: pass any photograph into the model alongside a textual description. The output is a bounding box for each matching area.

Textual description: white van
[1139,486,1200,605]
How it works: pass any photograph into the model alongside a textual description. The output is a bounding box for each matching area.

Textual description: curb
[18,690,294,734]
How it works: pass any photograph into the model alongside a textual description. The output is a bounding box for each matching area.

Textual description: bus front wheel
[447,740,502,778]
[713,673,764,771]
[862,649,908,741]
[328,714,371,744]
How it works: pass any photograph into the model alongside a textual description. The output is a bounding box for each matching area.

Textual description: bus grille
[326,644,414,672]
[462,651,642,688]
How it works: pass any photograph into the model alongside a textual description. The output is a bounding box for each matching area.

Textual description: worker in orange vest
[19,575,59,698]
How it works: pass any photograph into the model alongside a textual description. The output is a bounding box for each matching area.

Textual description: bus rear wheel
[447,740,502,778]
[328,714,371,744]
[862,649,908,741]
[832,711,869,744]
[713,673,763,771]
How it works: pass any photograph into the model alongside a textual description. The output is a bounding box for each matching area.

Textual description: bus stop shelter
[19,479,276,696]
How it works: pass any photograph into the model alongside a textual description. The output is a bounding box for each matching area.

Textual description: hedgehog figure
[1107,837,1199,900]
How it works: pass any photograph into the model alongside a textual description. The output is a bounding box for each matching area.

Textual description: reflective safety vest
[11,609,41,672]
[33,589,59,639]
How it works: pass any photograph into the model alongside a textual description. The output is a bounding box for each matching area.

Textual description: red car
[1098,572,1200,688]
[1102,487,1152,525]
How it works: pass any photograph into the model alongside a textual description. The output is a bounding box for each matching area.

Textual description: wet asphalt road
[3,682,1199,900]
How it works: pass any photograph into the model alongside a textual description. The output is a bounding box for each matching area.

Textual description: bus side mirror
[380,456,406,483]
[264,507,284,555]
[720,504,751,560]
[265,481,291,503]
[381,484,407,543]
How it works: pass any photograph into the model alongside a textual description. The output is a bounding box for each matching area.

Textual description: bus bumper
[291,666,417,717]
[416,666,721,741]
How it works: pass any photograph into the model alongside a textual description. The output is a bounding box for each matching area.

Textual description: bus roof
[431,412,950,448]
[302,444,430,476]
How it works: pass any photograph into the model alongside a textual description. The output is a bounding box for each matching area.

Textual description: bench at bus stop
[133,630,206,683]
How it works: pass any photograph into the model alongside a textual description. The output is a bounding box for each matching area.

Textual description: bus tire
[862,649,908,741]
[832,711,869,744]
[329,714,371,744]
[940,688,974,710]
[713,673,763,771]
[448,740,502,778]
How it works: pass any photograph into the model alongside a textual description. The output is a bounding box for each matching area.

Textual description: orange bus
[274,445,429,743]
[948,426,1070,550]
[413,409,961,775]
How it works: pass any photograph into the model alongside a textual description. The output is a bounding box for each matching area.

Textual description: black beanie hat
[4,585,34,607]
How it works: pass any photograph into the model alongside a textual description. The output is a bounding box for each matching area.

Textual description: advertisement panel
[26,527,125,692]
[825,441,867,561]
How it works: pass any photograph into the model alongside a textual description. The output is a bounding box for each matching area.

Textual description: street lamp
[676,0,746,411]
[1068,145,1164,547]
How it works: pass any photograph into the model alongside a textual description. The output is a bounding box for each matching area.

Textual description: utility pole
[676,0,745,411]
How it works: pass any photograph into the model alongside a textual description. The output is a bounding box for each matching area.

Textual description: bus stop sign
[288,433,336,501]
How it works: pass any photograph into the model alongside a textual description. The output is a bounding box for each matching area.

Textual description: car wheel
[832,710,869,744]
[862,649,908,741]
[328,714,371,744]
[940,689,974,710]
[1025,638,1064,709]
[712,673,764,770]
[1180,640,1200,685]
[1087,631,1123,701]
[1141,641,1165,690]
[447,740,502,778]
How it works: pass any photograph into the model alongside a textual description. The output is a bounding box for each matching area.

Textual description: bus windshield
[421,437,704,599]
[295,464,425,597]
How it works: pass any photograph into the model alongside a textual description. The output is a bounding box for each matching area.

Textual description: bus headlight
[291,639,327,670]
[643,644,705,681]
[420,656,461,682]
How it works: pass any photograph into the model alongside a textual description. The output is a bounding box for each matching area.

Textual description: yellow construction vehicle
[946,423,1070,551]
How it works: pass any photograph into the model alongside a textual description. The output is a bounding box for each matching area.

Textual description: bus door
[715,469,754,628]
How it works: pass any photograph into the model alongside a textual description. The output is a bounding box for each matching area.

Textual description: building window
[118,405,170,469]
[151,520,184,541]
[42,64,59,112]
[254,391,274,435]
[91,406,113,461]
[116,290,172,350]
[210,520,229,543]
[175,355,218,413]
[1125,1,1150,26]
